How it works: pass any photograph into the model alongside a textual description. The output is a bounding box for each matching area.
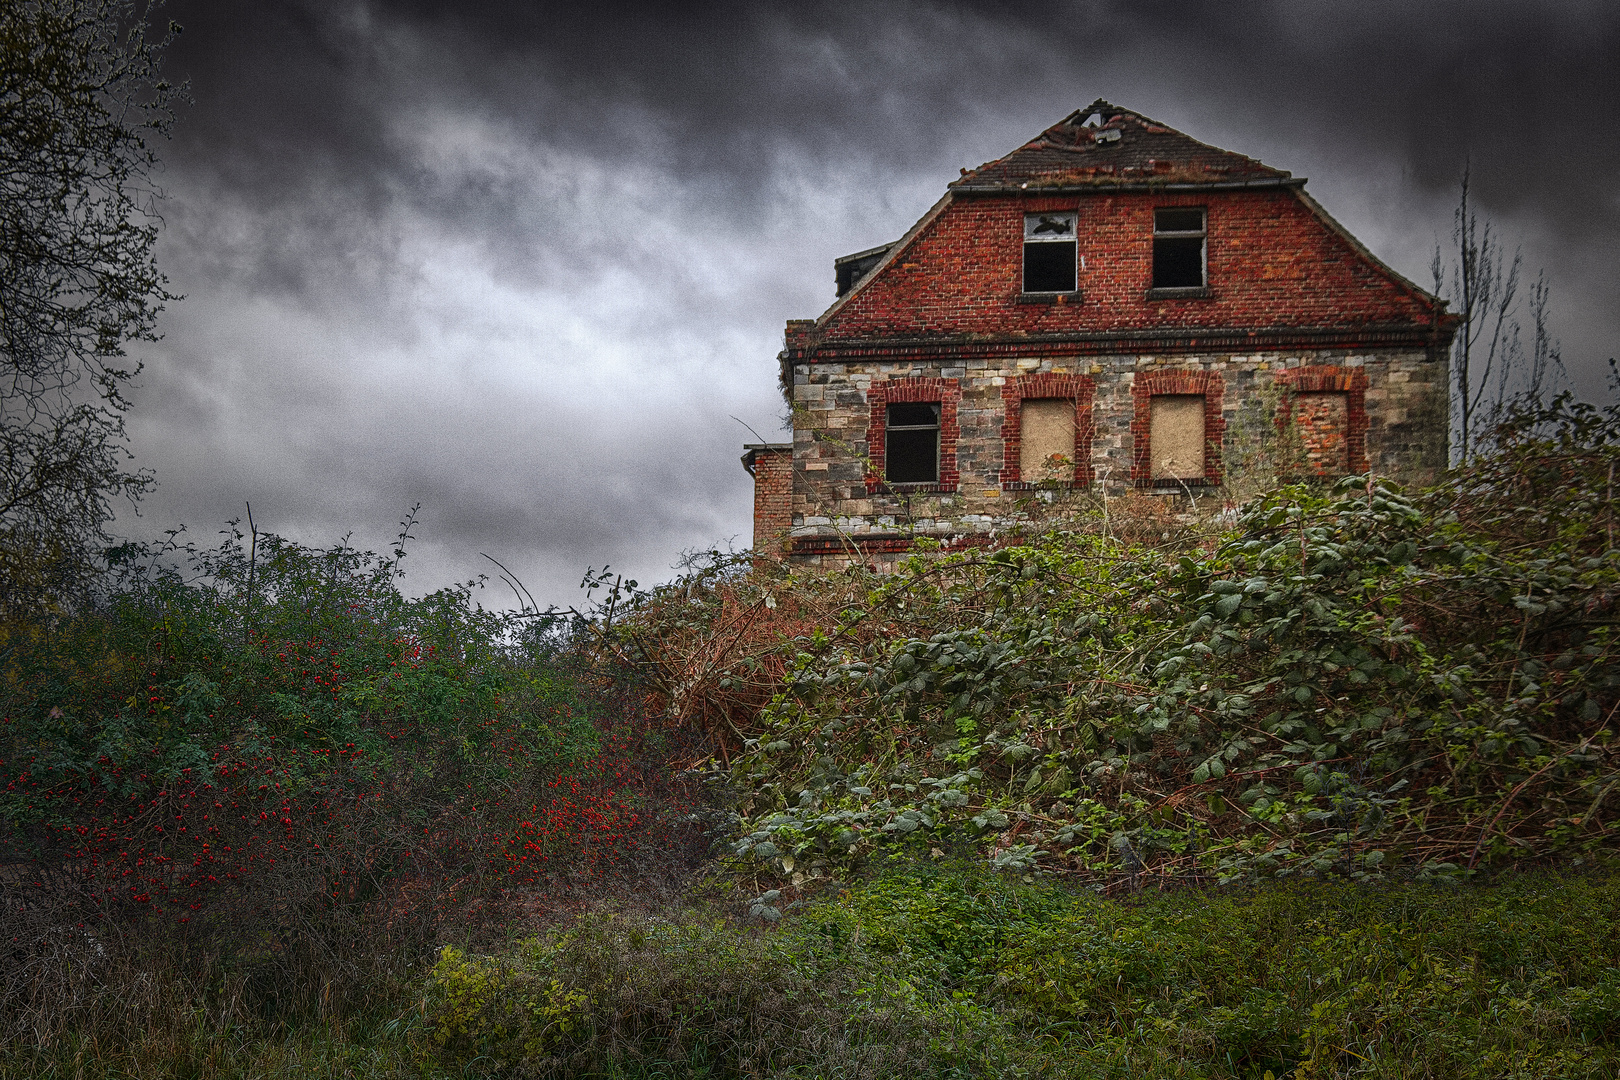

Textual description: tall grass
[6,862,1616,1078]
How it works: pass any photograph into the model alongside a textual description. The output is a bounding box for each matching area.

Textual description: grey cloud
[120,0,1619,606]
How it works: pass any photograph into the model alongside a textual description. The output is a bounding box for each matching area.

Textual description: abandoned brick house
[742,100,1456,564]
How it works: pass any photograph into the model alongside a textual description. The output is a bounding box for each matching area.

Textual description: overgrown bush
[5,394,1619,1077]
[612,395,1620,888]
[0,520,703,1046]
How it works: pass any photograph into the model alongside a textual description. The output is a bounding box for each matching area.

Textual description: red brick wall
[1276,364,1370,475]
[1131,370,1226,486]
[865,377,962,494]
[750,447,794,556]
[817,189,1439,341]
[1000,372,1096,486]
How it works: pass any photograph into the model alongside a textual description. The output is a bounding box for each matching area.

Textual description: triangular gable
[794,101,1450,345]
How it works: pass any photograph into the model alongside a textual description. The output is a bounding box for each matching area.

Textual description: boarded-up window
[1150,395,1205,480]
[1293,391,1350,475]
[1020,399,1076,482]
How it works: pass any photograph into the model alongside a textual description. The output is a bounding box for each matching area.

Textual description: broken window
[885,402,940,483]
[1024,211,1077,293]
[1152,208,1206,290]
[1019,399,1076,482]
[1149,395,1206,480]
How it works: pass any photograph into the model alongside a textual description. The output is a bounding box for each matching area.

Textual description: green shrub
[418,866,1620,1079]
[0,521,701,1049]
[638,397,1620,887]
[427,944,591,1066]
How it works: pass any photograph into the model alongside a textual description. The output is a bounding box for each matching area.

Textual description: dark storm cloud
[165,1,1620,203]
[156,0,1029,298]
[124,0,1619,606]
[155,1,1620,324]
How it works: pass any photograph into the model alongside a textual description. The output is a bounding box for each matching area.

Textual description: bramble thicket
[605,395,1619,890]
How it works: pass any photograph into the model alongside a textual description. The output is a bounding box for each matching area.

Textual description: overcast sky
[121,0,1620,608]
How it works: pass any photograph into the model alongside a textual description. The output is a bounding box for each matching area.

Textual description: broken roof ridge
[1060,98,1128,126]
[955,99,1290,191]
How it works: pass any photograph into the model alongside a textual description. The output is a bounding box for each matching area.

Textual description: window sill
[1136,478,1219,491]
[1146,286,1212,300]
[871,482,958,495]
[1016,291,1083,305]
[1001,480,1088,491]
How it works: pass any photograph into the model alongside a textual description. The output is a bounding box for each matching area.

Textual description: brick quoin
[1000,373,1096,486]
[865,377,962,495]
[1276,365,1370,476]
[1131,370,1226,487]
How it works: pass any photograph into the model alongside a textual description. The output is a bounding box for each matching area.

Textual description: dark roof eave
[741,442,793,477]
[834,242,897,267]
[786,322,1457,361]
[949,176,1307,195]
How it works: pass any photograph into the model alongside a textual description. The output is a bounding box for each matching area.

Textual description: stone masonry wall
[786,348,1446,566]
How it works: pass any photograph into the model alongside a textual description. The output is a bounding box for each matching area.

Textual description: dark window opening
[885,402,940,483]
[1025,243,1076,292]
[1156,209,1205,233]
[834,242,896,297]
[1152,208,1206,289]
[1023,211,1077,293]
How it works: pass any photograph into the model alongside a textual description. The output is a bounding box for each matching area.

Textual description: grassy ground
[414,864,1620,1080]
[7,864,1616,1079]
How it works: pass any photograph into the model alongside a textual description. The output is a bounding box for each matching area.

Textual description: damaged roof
[952,99,1292,191]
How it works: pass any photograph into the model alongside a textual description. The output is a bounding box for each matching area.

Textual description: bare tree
[1432,169,1522,464]
[1520,271,1564,407]
[0,1,180,613]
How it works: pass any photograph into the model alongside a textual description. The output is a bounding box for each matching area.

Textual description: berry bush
[0,522,701,1031]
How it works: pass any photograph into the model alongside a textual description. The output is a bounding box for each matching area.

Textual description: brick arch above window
[1275,365,1370,476]
[1131,369,1226,486]
[1000,372,1095,487]
[865,376,961,494]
